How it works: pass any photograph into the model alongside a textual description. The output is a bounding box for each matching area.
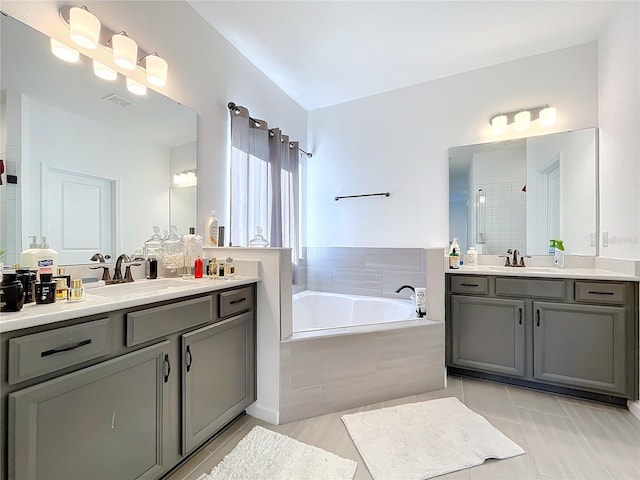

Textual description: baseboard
[628,399,640,421]
[246,402,279,425]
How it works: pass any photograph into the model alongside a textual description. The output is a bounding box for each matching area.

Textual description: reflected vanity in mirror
[449,128,598,257]
[0,13,197,266]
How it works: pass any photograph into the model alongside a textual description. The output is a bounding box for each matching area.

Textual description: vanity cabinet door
[533,302,628,395]
[181,311,255,454]
[8,341,170,480]
[450,295,525,377]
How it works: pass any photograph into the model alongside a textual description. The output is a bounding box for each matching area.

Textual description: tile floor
[164,376,640,480]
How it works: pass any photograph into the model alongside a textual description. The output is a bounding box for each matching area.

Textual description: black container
[1,273,25,312]
[16,269,37,304]
[35,273,56,305]
[146,258,158,279]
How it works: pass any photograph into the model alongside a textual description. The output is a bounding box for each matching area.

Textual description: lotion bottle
[204,211,219,247]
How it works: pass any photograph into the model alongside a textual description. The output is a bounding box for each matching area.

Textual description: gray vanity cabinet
[182,311,255,454]
[8,341,170,480]
[533,301,627,394]
[446,274,638,402]
[450,296,525,377]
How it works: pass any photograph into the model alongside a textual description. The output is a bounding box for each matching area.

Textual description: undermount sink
[86,279,200,298]
[482,265,557,273]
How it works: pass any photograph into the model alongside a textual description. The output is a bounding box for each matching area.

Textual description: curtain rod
[228,102,312,158]
[335,192,390,201]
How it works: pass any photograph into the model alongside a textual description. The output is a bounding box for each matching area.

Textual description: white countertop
[0,276,260,333]
[446,265,639,281]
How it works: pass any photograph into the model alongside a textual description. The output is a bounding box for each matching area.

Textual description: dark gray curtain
[229,105,300,261]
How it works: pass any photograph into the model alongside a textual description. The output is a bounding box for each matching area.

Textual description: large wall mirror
[0,13,197,266]
[449,128,598,257]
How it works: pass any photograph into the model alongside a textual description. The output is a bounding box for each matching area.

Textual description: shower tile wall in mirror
[449,128,597,257]
[0,14,197,266]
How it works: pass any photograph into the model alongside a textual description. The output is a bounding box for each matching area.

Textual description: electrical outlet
[590,232,596,247]
[602,231,609,247]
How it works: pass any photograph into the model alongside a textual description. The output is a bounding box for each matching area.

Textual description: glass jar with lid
[161,225,185,271]
[144,226,163,260]
[248,226,269,247]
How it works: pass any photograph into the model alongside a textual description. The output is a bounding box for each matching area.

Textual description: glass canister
[248,226,269,247]
[161,225,185,271]
[144,226,163,260]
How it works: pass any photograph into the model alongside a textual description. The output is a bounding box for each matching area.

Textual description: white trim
[246,402,279,425]
[628,400,640,421]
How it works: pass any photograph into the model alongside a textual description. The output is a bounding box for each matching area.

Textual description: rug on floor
[341,396,525,480]
[203,425,357,480]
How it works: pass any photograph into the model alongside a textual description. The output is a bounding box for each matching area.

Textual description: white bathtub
[292,290,418,332]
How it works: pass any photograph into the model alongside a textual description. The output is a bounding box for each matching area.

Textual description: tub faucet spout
[395,285,415,294]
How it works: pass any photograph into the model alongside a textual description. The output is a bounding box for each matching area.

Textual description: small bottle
[225,257,236,279]
[55,278,68,301]
[68,279,86,302]
[35,273,56,304]
[194,257,203,278]
[146,257,158,279]
[466,246,478,266]
[218,259,225,278]
[54,267,71,288]
[208,258,219,279]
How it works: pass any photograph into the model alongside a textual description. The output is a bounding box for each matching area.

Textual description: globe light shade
[93,60,117,81]
[50,38,79,62]
[69,7,101,49]
[539,106,557,127]
[126,77,147,96]
[514,111,531,131]
[146,55,168,87]
[491,115,507,134]
[112,33,138,70]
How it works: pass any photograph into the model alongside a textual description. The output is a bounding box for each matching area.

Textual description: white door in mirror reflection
[44,167,114,264]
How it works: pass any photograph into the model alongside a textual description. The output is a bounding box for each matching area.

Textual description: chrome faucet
[508,249,520,266]
[113,254,131,281]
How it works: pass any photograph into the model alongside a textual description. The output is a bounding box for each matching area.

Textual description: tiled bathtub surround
[304,247,427,298]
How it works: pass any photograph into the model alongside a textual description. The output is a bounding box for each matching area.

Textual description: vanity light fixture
[126,77,147,96]
[489,105,557,134]
[69,6,100,49]
[173,169,197,187]
[92,60,117,81]
[56,5,169,91]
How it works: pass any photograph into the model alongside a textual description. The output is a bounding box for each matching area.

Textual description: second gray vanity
[0,280,257,480]
[446,269,638,404]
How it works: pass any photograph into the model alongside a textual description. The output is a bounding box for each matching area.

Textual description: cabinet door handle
[229,297,246,305]
[587,290,614,296]
[185,345,193,372]
[518,307,523,325]
[163,354,171,383]
[41,339,92,357]
[536,309,541,327]
[460,283,479,287]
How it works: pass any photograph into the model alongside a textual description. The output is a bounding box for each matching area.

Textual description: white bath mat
[341,397,524,480]
[203,425,357,480]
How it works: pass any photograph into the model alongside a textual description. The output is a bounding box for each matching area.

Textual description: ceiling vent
[102,93,134,108]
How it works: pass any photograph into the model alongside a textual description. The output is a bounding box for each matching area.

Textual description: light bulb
[126,77,147,96]
[514,111,531,131]
[69,7,101,49]
[50,38,79,62]
[145,55,168,87]
[491,115,507,134]
[539,106,557,127]
[112,33,138,70]
[93,60,117,81]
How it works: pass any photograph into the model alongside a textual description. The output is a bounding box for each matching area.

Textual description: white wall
[24,97,169,258]
[306,43,598,247]
[598,2,640,260]
[1,0,307,238]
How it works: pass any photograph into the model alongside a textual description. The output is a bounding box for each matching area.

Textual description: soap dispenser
[20,236,40,269]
